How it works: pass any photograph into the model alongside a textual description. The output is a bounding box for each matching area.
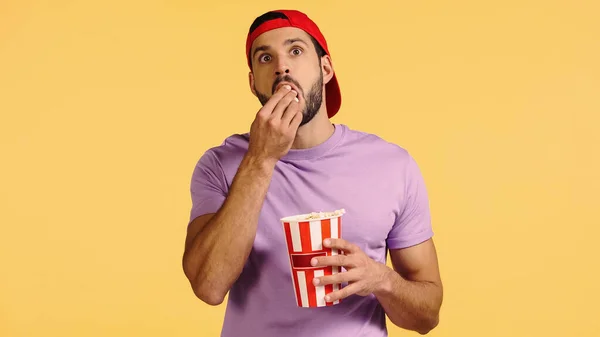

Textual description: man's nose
[274,59,290,76]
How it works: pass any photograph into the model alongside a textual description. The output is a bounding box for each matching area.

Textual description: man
[182,9,443,336]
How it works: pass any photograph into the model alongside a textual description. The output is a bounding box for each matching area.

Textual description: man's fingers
[281,97,300,124]
[258,85,292,117]
[270,90,298,120]
[323,238,360,254]
[313,268,358,286]
[311,254,355,268]
[324,282,361,303]
[289,107,303,129]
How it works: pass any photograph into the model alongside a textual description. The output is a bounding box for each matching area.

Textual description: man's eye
[260,55,271,62]
[291,48,302,56]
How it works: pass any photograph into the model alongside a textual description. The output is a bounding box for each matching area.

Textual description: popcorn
[299,208,346,220]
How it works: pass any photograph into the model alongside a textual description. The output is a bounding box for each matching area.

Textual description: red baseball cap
[245,9,342,119]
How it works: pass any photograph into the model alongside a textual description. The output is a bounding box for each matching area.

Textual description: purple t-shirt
[188,123,434,337]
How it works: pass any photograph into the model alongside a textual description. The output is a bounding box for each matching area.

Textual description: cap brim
[325,73,341,118]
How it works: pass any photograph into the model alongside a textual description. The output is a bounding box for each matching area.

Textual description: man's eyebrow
[252,37,310,59]
[284,38,309,46]
[252,45,271,59]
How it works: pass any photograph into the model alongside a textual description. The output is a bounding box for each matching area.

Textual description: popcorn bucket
[280,210,345,308]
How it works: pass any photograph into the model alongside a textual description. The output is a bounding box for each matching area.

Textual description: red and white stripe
[282,216,343,308]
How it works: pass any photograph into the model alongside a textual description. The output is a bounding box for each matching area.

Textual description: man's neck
[291,110,335,150]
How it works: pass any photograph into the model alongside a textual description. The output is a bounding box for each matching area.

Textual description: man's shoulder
[212,132,250,154]
[339,124,412,161]
[196,132,250,169]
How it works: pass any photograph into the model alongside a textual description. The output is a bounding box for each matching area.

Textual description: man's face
[249,27,324,127]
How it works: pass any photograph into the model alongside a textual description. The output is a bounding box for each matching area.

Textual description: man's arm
[375,152,442,334]
[312,152,441,333]
[182,154,275,306]
[182,84,302,306]
[374,238,443,334]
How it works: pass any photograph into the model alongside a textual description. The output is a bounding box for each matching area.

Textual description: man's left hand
[310,238,391,303]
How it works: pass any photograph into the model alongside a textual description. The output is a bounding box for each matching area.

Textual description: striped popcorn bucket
[280,211,344,308]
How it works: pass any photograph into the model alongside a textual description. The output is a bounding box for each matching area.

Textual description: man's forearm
[373,266,443,334]
[183,154,275,305]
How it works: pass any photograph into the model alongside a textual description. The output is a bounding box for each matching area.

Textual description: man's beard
[255,73,324,127]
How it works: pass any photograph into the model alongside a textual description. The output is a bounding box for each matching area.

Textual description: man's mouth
[275,81,300,94]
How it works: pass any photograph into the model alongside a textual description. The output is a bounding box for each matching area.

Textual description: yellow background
[1,0,599,336]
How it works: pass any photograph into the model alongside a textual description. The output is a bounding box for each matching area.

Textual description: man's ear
[321,55,334,85]
[249,71,257,97]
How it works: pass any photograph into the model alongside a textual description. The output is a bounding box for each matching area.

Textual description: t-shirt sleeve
[188,150,228,226]
[386,153,434,249]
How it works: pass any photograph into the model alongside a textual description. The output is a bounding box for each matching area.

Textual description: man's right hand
[247,85,303,165]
